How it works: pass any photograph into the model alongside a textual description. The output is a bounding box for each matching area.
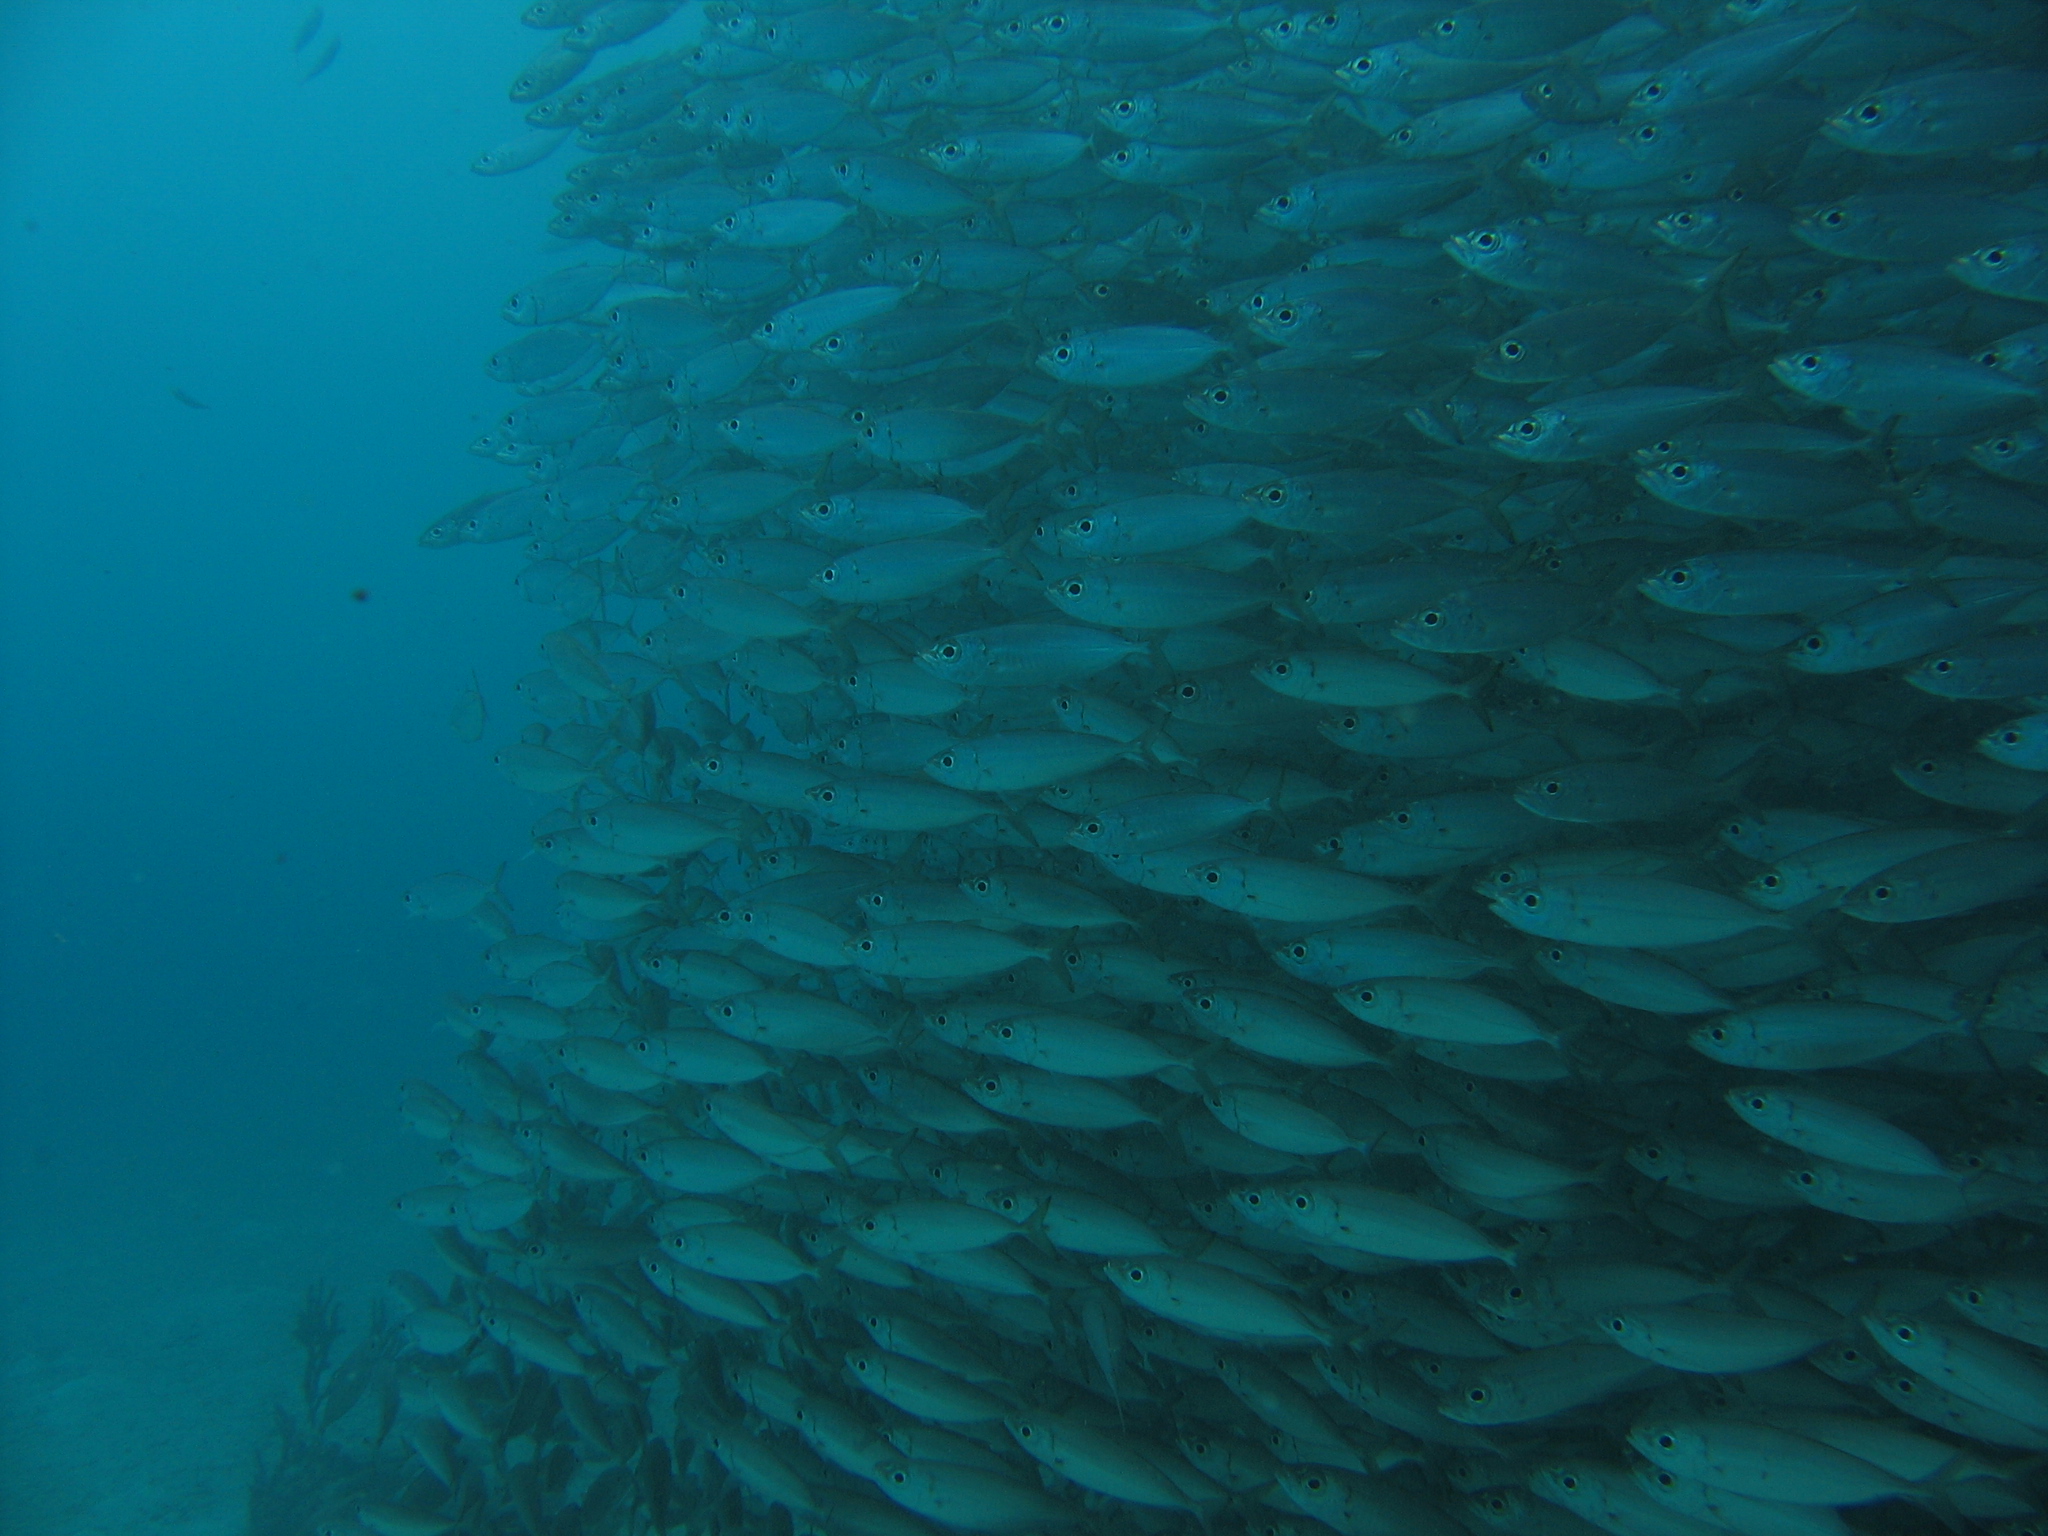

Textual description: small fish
[299,32,340,81]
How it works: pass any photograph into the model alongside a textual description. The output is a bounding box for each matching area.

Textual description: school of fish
[367,0,2048,1532]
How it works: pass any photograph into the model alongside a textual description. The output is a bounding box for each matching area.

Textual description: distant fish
[168,386,210,410]
[300,34,340,82]
[471,129,570,177]
[292,6,324,53]
[450,673,487,743]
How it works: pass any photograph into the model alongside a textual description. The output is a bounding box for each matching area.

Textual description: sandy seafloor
[0,1121,436,1535]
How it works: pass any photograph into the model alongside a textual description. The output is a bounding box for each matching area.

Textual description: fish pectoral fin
[1021,1198,1059,1257]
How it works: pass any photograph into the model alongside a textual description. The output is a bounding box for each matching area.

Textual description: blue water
[0,5,568,1525]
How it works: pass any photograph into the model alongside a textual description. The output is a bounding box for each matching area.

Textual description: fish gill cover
[330,0,2048,1531]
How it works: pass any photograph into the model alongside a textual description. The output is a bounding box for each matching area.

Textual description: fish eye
[1539,780,1561,795]
[1419,610,1443,626]
[1633,124,1658,144]
[1856,100,1883,123]
[1356,988,1375,1004]
[1801,633,1826,651]
[1393,128,1414,145]
[1796,353,1823,372]
[1870,884,1894,901]
[1520,893,1542,909]
[982,1077,999,1091]
[1499,340,1524,360]
[1474,231,1500,251]
[1655,1435,1675,1451]
[1510,418,1541,439]
[1467,1386,1488,1403]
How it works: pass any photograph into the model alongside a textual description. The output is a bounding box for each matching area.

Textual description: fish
[364,4,2048,1534]
[299,32,340,82]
